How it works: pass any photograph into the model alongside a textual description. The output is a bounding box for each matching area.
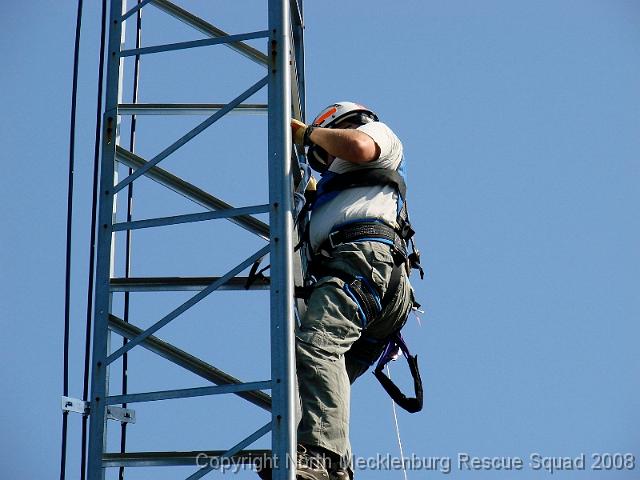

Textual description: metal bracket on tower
[61,396,89,415]
[62,396,136,424]
[106,405,137,424]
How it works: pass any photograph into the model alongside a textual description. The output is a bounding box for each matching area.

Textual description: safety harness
[305,164,425,413]
[244,164,425,412]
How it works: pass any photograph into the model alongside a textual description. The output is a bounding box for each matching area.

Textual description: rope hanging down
[59,0,108,479]
[60,1,84,479]
[79,1,109,478]
[387,365,409,480]
[61,1,138,477]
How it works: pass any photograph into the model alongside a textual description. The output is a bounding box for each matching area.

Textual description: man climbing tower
[286,102,422,480]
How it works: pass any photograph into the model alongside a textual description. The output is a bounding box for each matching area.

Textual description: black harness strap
[311,254,404,320]
[373,333,423,413]
[320,221,406,255]
[380,258,404,311]
[317,168,407,199]
[311,266,381,326]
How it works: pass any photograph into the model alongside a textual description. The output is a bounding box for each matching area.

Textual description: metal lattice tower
[81,1,306,478]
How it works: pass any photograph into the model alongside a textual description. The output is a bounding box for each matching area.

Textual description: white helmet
[307,101,378,172]
[311,101,378,128]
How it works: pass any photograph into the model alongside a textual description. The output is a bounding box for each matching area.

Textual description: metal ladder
[76,2,306,478]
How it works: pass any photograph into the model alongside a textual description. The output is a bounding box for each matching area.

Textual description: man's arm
[291,119,380,163]
[307,127,380,163]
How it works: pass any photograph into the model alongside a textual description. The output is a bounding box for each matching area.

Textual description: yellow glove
[291,119,311,146]
[304,175,317,203]
[306,175,317,192]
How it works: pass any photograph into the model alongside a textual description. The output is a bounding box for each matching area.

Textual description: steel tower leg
[268,2,296,479]
[87,1,125,478]
[85,1,305,479]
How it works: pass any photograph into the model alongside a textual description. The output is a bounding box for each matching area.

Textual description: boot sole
[296,469,330,480]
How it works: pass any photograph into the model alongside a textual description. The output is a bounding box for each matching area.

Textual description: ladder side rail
[87,0,126,478]
[268,1,296,479]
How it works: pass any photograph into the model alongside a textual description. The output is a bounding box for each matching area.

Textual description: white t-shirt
[309,121,404,250]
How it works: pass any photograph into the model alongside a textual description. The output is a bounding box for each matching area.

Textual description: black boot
[328,467,352,480]
[296,445,331,480]
[327,453,353,480]
[256,446,331,480]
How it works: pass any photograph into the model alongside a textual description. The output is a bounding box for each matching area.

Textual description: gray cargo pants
[296,240,414,468]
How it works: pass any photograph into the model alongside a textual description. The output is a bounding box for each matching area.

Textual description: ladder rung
[102,449,271,467]
[118,103,268,115]
[110,276,269,292]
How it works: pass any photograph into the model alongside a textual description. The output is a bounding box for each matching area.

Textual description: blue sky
[1,1,639,479]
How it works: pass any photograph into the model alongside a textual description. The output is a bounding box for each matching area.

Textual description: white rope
[386,365,408,480]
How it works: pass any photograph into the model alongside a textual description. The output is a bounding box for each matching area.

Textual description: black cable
[119,4,143,480]
[61,1,84,479]
[80,1,108,479]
